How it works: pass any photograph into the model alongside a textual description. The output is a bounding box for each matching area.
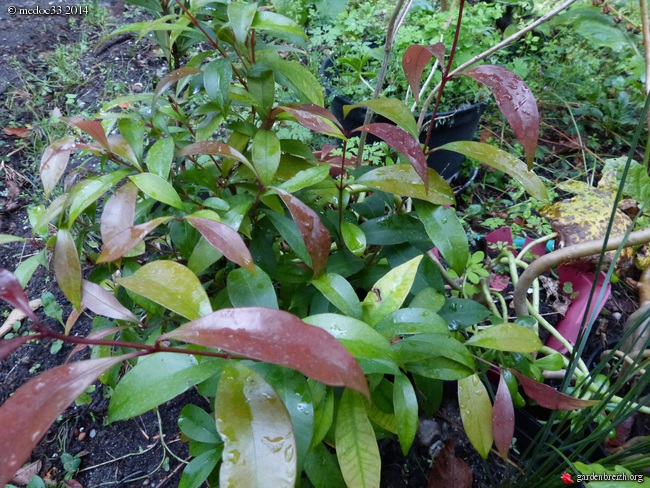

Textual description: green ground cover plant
[1,0,649,486]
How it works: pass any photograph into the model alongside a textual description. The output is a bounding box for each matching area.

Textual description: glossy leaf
[204,58,231,109]
[354,124,427,188]
[34,194,67,232]
[54,229,82,310]
[72,119,110,150]
[336,389,381,488]
[40,136,75,198]
[227,266,278,309]
[438,141,547,201]
[0,268,41,323]
[81,280,139,323]
[216,362,297,487]
[277,104,345,139]
[310,384,334,449]
[66,170,131,225]
[402,43,445,103]
[394,335,475,380]
[375,308,449,339]
[355,165,454,206]
[465,323,542,352]
[252,130,281,185]
[346,99,418,138]
[437,298,491,330]
[340,221,366,257]
[186,216,255,272]
[264,209,312,265]
[178,141,250,165]
[393,372,419,455]
[510,370,599,410]
[179,448,221,488]
[248,67,275,119]
[129,173,183,209]
[0,355,130,487]
[159,307,369,397]
[276,189,331,277]
[312,273,363,319]
[278,165,331,193]
[258,55,324,106]
[461,65,539,168]
[252,10,309,42]
[178,404,220,444]
[146,137,174,179]
[117,261,212,320]
[14,251,45,289]
[100,182,137,243]
[108,353,222,422]
[304,443,346,488]
[362,255,423,326]
[153,67,202,102]
[417,202,468,275]
[458,374,493,459]
[227,1,257,44]
[98,217,172,263]
[493,373,515,460]
[303,314,396,362]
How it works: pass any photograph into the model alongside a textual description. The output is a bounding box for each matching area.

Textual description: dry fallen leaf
[3,127,31,138]
[11,460,41,485]
[428,439,473,488]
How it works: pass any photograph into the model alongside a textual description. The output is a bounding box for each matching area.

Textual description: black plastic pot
[321,57,488,181]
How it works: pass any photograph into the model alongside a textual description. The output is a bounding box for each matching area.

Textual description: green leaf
[227,265,278,309]
[53,229,81,310]
[278,165,331,193]
[178,404,221,444]
[437,298,491,330]
[362,255,423,326]
[66,170,130,225]
[258,54,324,106]
[118,117,145,162]
[310,385,334,449]
[375,308,449,339]
[0,235,26,244]
[458,373,493,459]
[129,173,184,209]
[108,353,222,422]
[312,273,363,319]
[304,314,396,362]
[465,323,543,352]
[439,141,548,201]
[304,443,346,488]
[117,261,212,320]
[252,130,281,185]
[393,373,419,455]
[179,448,221,488]
[341,222,366,257]
[227,1,258,45]
[14,251,45,288]
[216,362,297,487]
[345,98,418,138]
[252,10,309,42]
[248,67,275,119]
[204,58,232,110]
[355,165,454,205]
[145,137,174,179]
[394,334,475,380]
[336,389,381,488]
[264,210,312,265]
[416,202,469,275]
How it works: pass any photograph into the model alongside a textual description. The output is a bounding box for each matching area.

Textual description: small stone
[89,429,97,439]
[612,312,622,321]
[78,432,86,441]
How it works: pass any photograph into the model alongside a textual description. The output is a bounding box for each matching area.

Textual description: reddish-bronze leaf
[0,355,133,486]
[3,127,30,138]
[40,136,75,198]
[427,440,473,488]
[353,123,428,190]
[402,43,445,103]
[186,217,255,273]
[72,120,110,150]
[460,65,539,168]
[177,141,249,163]
[493,372,515,460]
[510,369,598,410]
[101,182,137,243]
[159,307,369,397]
[0,269,41,324]
[153,67,203,102]
[0,335,33,361]
[277,104,345,138]
[81,280,139,323]
[97,217,171,263]
[275,189,332,277]
[53,229,82,310]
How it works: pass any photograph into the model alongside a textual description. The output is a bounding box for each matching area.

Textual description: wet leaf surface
[402,43,445,103]
[492,373,515,460]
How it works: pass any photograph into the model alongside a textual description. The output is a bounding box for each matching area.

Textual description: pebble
[612,312,622,321]
[89,429,97,439]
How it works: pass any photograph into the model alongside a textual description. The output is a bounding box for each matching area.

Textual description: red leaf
[353,123,428,190]
[0,355,134,486]
[100,182,137,243]
[0,336,33,361]
[159,307,369,397]
[402,43,445,103]
[81,280,139,323]
[277,104,345,138]
[186,217,255,273]
[0,269,41,324]
[177,141,249,164]
[97,217,169,263]
[461,65,539,168]
[153,67,203,102]
[493,373,515,460]
[40,136,75,198]
[72,120,110,150]
[3,127,30,138]
[427,440,472,488]
[275,189,332,277]
[510,369,598,410]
